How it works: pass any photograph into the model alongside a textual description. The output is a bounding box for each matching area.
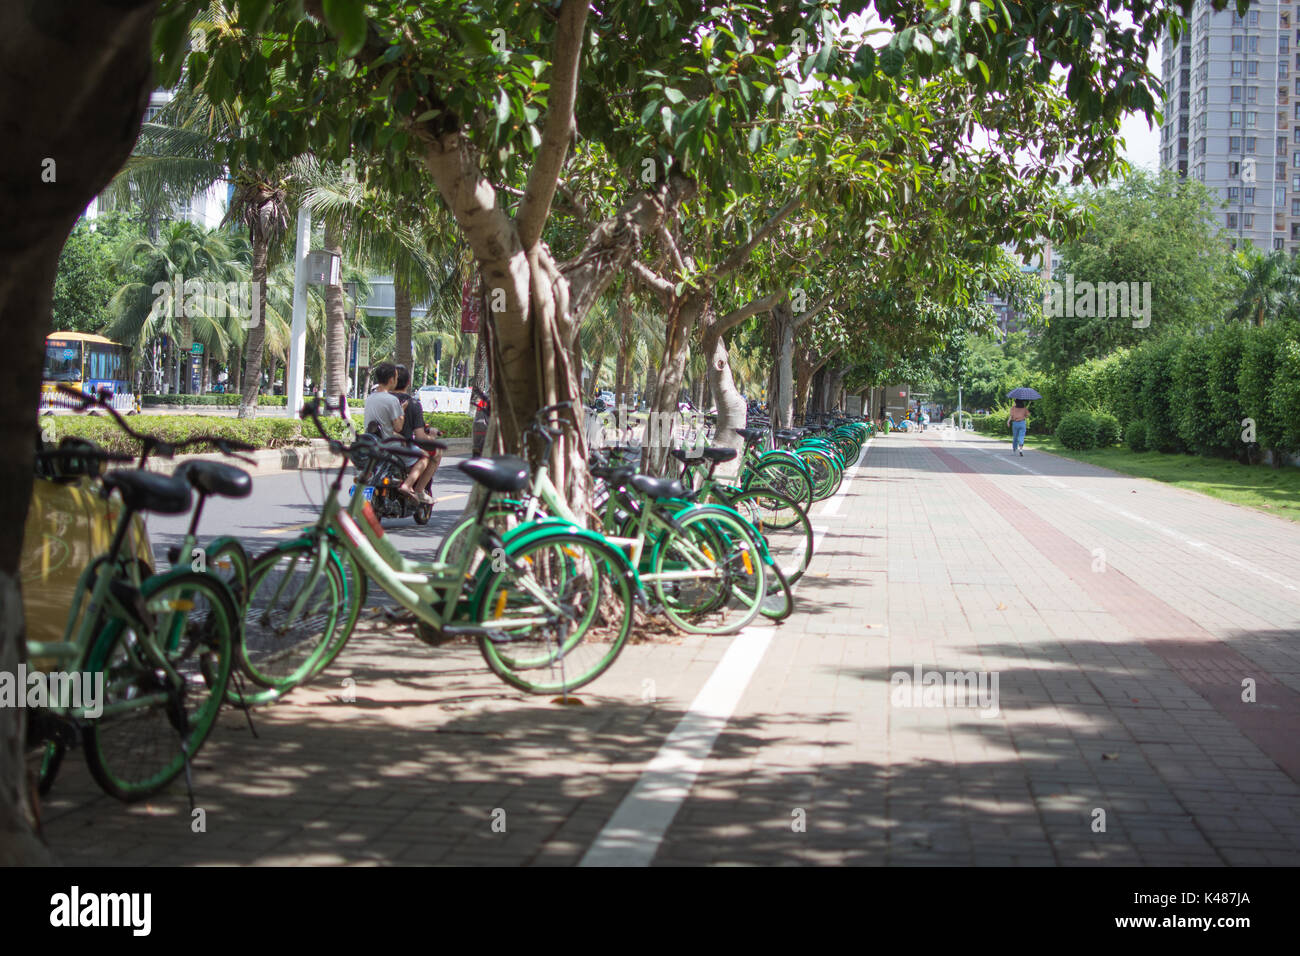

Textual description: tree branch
[792,291,835,330]
[517,0,589,250]
[629,260,675,301]
[715,291,785,335]
[717,195,803,277]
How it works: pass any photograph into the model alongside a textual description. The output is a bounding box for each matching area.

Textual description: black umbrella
[1007,387,1042,401]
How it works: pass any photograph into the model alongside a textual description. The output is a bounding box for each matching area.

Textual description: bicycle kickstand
[229,669,261,739]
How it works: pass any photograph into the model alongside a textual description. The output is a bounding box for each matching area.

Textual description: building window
[1247,111,1258,127]
[1245,214,1255,228]
[1285,36,1292,55]
[1231,111,1243,126]
[1228,213,1239,229]
[1291,199,1300,215]
[1247,136,1258,151]
[1233,35,1244,53]
[1278,185,1288,204]
[1229,187,1242,200]
[1246,187,1257,203]
[1284,63,1291,80]
[1231,135,1242,151]
[1230,160,1241,176]
[1275,238,1285,250]
[1233,60,1244,76]
[1248,86,1259,103]
[1232,86,1244,103]
[1249,61,1259,77]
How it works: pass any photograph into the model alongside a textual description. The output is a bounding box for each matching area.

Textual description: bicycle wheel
[306,543,367,679]
[82,571,235,801]
[651,507,766,635]
[758,559,794,622]
[237,542,345,699]
[798,448,841,500]
[475,531,635,694]
[725,487,815,583]
[746,457,813,510]
[436,503,525,575]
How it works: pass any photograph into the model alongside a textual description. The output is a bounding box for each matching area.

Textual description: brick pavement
[38,429,1300,865]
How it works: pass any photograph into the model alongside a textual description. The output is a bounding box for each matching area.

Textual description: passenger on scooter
[393,364,443,505]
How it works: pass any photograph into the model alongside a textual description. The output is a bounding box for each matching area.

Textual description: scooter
[349,433,433,525]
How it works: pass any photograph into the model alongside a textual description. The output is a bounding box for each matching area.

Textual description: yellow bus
[41,331,136,412]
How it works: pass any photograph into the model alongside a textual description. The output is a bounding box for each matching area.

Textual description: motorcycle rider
[362,362,422,502]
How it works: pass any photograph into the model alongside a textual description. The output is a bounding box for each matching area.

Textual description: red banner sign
[460,277,481,333]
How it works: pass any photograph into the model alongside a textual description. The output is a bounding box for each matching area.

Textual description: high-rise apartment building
[1161,0,1300,252]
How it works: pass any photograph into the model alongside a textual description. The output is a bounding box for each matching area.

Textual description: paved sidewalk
[38,430,1300,865]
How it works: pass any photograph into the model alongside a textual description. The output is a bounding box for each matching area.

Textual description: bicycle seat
[669,448,703,463]
[702,446,738,463]
[102,469,193,516]
[629,474,688,500]
[458,455,529,493]
[776,429,803,441]
[176,460,252,499]
[590,463,637,484]
[734,427,765,442]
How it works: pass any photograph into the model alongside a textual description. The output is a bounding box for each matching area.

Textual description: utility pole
[286,206,311,419]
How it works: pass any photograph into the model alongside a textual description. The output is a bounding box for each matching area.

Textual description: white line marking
[580,431,872,866]
[817,438,871,518]
[579,628,774,867]
[962,442,1299,593]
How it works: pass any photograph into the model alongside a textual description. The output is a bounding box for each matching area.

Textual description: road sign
[191,342,204,355]
[356,336,369,369]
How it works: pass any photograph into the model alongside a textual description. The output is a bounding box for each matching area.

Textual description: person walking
[1008,399,1030,455]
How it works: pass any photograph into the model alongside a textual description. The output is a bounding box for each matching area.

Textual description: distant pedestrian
[1008,399,1030,455]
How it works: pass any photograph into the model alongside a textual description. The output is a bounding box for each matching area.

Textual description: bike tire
[724,487,815,583]
[474,531,635,694]
[82,571,236,802]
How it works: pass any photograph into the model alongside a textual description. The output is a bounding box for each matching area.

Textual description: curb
[142,437,473,478]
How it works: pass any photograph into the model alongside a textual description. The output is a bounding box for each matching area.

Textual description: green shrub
[1171,334,1224,457]
[1238,322,1288,457]
[53,415,310,455]
[1056,410,1098,450]
[1093,411,1121,447]
[142,393,291,407]
[1270,333,1300,455]
[1205,323,1250,460]
[1138,334,1186,453]
[1124,419,1148,452]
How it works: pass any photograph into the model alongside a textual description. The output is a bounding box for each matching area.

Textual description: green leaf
[663,87,686,104]
[496,88,512,126]
[322,0,367,59]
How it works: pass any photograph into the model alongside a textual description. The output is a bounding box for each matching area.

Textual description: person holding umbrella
[1006,387,1041,455]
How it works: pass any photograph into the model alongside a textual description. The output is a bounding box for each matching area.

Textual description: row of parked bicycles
[23,383,870,804]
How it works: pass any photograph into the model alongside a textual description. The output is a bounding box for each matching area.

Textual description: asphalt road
[139,456,475,575]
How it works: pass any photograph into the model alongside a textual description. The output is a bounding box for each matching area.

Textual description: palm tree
[1229,248,1300,326]
[105,220,246,393]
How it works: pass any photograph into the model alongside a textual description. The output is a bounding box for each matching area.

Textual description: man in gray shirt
[363,362,404,439]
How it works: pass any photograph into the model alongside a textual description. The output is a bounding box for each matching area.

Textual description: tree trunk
[767,299,796,430]
[702,327,746,475]
[393,278,413,371]
[324,220,347,401]
[0,0,158,863]
[420,120,691,493]
[238,230,270,418]
[614,284,634,408]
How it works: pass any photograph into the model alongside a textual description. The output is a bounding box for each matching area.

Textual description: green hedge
[51,415,305,454]
[1038,322,1300,464]
[142,394,366,408]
